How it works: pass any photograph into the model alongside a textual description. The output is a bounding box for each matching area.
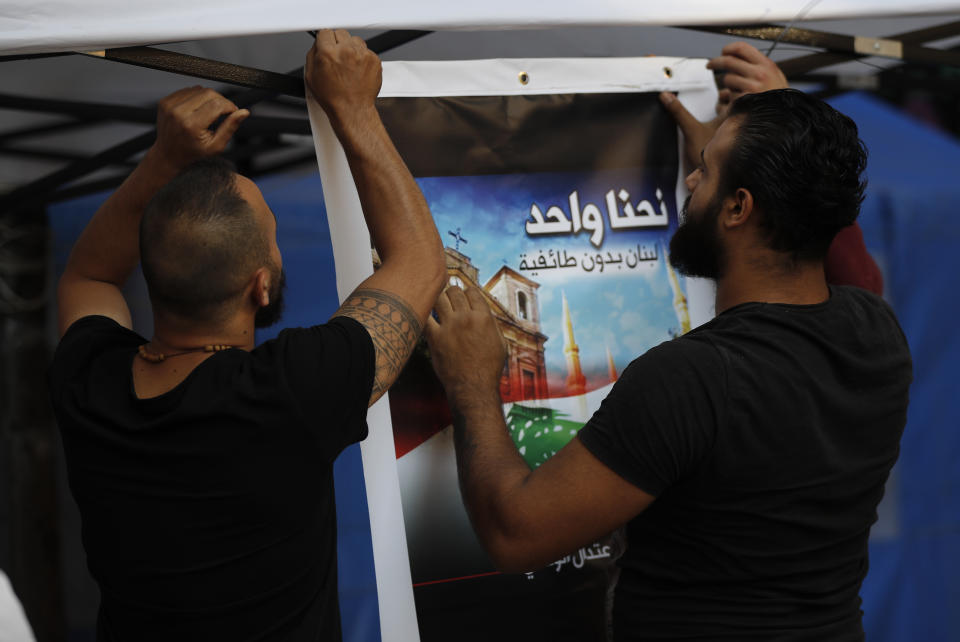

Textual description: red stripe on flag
[412,571,502,587]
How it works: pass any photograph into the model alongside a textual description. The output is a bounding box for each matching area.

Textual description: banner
[309,57,716,641]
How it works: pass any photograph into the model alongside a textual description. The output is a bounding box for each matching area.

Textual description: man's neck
[715,251,829,314]
[150,312,257,353]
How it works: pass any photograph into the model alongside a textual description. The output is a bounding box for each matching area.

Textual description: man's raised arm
[306,30,446,406]
[57,88,249,336]
[424,286,655,572]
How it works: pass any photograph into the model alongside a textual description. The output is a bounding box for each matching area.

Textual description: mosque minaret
[606,345,618,383]
[561,290,587,396]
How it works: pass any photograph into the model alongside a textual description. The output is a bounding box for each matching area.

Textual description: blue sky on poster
[418,167,689,389]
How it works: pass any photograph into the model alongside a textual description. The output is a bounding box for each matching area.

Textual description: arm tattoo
[335,288,422,403]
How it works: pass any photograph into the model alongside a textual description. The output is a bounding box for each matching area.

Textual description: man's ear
[250,266,271,308]
[721,187,754,229]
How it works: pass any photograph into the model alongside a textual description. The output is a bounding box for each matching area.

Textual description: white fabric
[0,571,34,642]
[3,1,960,55]
[306,94,421,642]
[308,56,716,642]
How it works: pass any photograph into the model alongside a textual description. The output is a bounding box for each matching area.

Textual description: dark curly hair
[723,89,867,260]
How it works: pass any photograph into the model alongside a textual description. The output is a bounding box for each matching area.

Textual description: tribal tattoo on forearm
[335,288,422,404]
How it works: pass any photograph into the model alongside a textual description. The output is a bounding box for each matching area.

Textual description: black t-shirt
[579,286,912,641]
[48,315,375,642]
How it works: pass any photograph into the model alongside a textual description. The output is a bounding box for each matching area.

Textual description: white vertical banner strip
[306,93,420,642]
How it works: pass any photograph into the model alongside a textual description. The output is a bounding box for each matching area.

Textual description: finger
[423,314,441,345]
[464,286,488,312]
[433,287,454,321]
[720,73,763,94]
[316,29,336,48]
[173,87,225,112]
[715,89,733,117]
[304,47,314,77]
[210,108,250,150]
[187,96,241,133]
[706,55,755,78]
[351,35,368,50]
[159,86,203,111]
[334,29,351,44]
[659,92,702,138]
[444,285,468,312]
[721,41,768,65]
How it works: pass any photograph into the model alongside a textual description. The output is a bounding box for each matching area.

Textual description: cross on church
[448,227,468,252]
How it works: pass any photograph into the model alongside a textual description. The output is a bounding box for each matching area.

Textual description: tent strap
[83,47,306,97]
[686,23,960,71]
[80,30,432,100]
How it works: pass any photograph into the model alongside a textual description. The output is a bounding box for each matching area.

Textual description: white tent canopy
[3,0,960,55]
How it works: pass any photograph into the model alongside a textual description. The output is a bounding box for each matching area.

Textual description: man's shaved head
[140,158,273,323]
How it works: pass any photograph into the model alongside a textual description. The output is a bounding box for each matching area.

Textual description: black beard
[669,195,725,280]
[254,267,286,328]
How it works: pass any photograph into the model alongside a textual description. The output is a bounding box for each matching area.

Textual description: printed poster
[308,57,717,641]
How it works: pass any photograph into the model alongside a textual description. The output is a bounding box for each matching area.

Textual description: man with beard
[675,40,884,294]
[424,88,912,640]
[48,30,445,640]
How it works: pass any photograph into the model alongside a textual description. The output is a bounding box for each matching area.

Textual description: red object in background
[825,222,883,295]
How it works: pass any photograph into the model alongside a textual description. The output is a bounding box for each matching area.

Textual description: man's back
[47,32,447,641]
[579,286,912,640]
[49,315,374,641]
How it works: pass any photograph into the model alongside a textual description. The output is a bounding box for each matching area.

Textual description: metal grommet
[663,66,673,79]
[518,71,530,85]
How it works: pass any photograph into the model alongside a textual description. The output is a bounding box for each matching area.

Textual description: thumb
[423,314,440,345]
[210,108,250,150]
[659,92,701,137]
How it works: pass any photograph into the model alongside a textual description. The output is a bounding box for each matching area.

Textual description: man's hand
[305,29,382,129]
[425,286,506,405]
[708,42,788,119]
[150,86,250,171]
[660,41,788,174]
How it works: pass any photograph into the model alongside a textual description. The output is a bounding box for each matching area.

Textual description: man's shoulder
[53,315,143,367]
[638,332,723,361]
[619,333,727,391]
[253,315,372,356]
[60,314,140,340]
[831,284,899,319]
[49,315,144,400]
[251,316,375,414]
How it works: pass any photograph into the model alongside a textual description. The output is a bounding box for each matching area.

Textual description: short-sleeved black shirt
[579,286,912,641]
[48,315,375,642]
